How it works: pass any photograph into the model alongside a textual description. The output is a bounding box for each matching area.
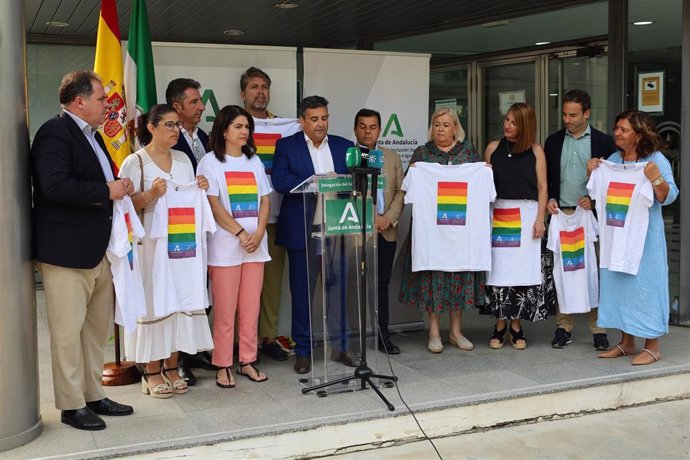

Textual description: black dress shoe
[86,398,133,416]
[61,407,106,431]
[378,338,401,355]
[331,350,360,367]
[262,342,289,361]
[294,355,311,374]
[180,351,216,370]
[178,366,197,386]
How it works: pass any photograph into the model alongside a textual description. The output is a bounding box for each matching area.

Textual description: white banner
[303,48,430,168]
[149,42,298,133]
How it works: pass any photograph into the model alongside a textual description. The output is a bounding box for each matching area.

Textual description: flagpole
[95,0,141,386]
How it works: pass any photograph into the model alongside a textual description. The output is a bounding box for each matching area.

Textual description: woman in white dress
[120,104,213,398]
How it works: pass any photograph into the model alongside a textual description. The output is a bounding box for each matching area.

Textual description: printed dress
[399,140,486,313]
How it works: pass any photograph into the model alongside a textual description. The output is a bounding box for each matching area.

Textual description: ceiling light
[274,2,299,8]
[633,20,654,26]
[482,20,509,28]
[46,21,69,27]
[535,41,551,46]
[223,29,245,36]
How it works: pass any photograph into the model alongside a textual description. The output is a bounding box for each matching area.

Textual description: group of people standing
[30,63,676,433]
[402,90,677,371]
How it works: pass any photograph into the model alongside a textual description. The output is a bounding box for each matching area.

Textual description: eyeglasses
[162,121,184,131]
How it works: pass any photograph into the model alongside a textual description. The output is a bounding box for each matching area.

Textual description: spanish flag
[94,0,129,169]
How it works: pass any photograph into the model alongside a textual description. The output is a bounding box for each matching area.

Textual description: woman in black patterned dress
[481,102,556,350]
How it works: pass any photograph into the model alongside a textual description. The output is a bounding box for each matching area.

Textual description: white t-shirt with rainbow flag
[547,207,599,313]
[402,162,496,272]
[198,152,272,266]
[253,117,301,223]
[149,182,217,317]
[107,196,146,336]
[586,160,653,275]
[486,199,542,287]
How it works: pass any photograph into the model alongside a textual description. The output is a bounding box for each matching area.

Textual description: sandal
[632,348,661,366]
[237,362,268,382]
[598,344,631,359]
[141,370,173,399]
[510,327,527,350]
[161,367,188,394]
[216,367,236,388]
[489,325,507,349]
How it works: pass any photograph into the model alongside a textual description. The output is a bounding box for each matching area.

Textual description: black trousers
[377,233,397,341]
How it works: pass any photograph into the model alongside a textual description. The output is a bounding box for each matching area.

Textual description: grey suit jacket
[379,147,404,242]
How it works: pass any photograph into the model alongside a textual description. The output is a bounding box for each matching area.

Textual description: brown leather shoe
[331,350,360,367]
[294,355,311,374]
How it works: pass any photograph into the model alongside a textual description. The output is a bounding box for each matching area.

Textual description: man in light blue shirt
[545,90,616,351]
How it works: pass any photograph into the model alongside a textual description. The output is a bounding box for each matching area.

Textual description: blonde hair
[428,107,465,143]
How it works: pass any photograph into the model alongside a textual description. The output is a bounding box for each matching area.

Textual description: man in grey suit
[354,108,404,354]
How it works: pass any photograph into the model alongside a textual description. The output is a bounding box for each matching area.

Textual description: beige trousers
[258,223,286,340]
[555,207,605,334]
[39,258,113,410]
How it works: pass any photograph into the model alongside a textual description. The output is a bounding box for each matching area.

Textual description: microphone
[368,149,384,170]
[345,146,362,170]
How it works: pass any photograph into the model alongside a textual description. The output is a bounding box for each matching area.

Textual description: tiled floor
[2,291,690,459]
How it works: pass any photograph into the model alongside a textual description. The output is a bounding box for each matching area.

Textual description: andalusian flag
[94,0,129,169]
[124,0,156,146]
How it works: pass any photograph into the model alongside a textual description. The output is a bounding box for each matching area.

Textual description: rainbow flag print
[492,208,521,247]
[560,227,585,272]
[605,181,635,227]
[437,181,468,225]
[225,171,259,218]
[254,133,282,174]
[168,207,196,259]
[124,212,134,270]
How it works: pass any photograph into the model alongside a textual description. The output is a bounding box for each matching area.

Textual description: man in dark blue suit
[30,71,135,430]
[272,96,354,374]
[165,78,209,173]
[545,89,616,351]
[165,78,213,384]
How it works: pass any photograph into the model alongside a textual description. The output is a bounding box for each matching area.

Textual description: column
[0,0,42,452]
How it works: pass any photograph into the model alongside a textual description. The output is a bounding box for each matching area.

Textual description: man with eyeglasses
[166,78,209,172]
[165,77,214,384]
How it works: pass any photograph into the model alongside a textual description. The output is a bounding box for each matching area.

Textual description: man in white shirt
[166,78,209,173]
[272,96,354,374]
[165,77,214,384]
[30,71,135,430]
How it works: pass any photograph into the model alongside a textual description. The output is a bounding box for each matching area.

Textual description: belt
[560,206,577,210]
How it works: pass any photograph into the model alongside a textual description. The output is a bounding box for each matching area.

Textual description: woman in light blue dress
[587,110,678,365]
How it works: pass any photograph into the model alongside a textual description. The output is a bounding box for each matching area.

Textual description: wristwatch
[652,176,665,186]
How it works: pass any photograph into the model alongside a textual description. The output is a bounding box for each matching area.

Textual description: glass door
[478,59,537,152]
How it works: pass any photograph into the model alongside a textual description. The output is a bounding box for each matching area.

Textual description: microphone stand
[302,166,397,411]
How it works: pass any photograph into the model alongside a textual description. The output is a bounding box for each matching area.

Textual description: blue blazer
[544,126,617,203]
[30,113,116,268]
[272,132,352,250]
[172,127,209,172]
